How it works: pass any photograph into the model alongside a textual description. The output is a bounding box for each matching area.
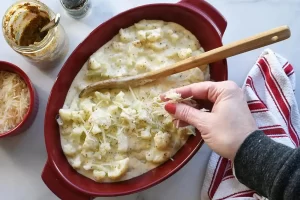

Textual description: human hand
[162,81,257,160]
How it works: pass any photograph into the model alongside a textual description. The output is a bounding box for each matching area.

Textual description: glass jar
[60,0,91,19]
[2,0,69,67]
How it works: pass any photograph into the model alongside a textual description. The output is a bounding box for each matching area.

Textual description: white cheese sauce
[59,20,209,182]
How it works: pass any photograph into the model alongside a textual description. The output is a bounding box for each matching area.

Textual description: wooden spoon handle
[80,25,290,97]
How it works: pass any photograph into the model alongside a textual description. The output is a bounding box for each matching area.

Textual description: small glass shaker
[60,0,91,19]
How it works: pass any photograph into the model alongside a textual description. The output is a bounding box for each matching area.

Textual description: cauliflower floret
[140,127,152,139]
[186,68,205,84]
[70,126,84,142]
[165,49,178,58]
[117,133,128,152]
[154,131,171,150]
[70,155,82,169]
[132,40,142,48]
[137,30,147,41]
[89,158,129,180]
[81,150,94,158]
[114,91,126,103]
[88,57,101,70]
[94,91,111,103]
[60,125,72,136]
[99,142,111,155]
[93,152,102,160]
[131,100,143,111]
[59,109,72,121]
[62,144,77,156]
[56,116,64,126]
[135,57,150,72]
[146,28,162,42]
[93,170,106,181]
[89,109,112,128]
[83,135,99,150]
[146,148,170,163]
[91,125,101,135]
[71,110,85,122]
[107,105,119,115]
[83,161,93,170]
[101,142,111,150]
[87,62,108,76]
[107,158,129,180]
[80,98,95,114]
[170,33,179,43]
[177,48,192,59]
[72,126,84,135]
[120,107,136,122]
[119,28,134,42]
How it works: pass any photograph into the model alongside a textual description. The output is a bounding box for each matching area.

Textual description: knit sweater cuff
[234,130,293,197]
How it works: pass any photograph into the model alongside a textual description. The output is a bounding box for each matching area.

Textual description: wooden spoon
[80,25,290,97]
[40,13,60,33]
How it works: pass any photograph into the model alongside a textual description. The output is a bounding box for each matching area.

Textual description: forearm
[234,130,300,199]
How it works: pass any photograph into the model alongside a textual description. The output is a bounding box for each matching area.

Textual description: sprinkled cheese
[59,19,210,183]
[164,89,197,107]
[0,71,30,133]
[164,89,182,101]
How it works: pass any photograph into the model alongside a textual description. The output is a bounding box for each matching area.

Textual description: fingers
[160,94,169,102]
[161,81,219,102]
[174,81,220,102]
[173,119,190,128]
[161,81,240,103]
[160,94,200,109]
[165,103,211,129]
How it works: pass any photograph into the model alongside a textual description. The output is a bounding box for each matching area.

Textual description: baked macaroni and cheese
[58,20,209,182]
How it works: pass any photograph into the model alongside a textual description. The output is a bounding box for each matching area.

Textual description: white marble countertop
[0,0,299,200]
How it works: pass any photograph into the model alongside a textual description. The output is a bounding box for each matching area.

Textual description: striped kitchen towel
[200,49,300,199]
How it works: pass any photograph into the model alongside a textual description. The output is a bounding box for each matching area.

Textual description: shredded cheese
[0,71,30,133]
[58,19,210,182]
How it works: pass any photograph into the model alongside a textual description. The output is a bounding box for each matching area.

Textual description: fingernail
[160,94,170,102]
[165,103,176,114]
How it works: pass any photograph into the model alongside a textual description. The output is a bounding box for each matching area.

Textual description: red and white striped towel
[200,49,300,200]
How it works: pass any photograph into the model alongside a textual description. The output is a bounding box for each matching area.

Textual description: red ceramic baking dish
[42,0,228,199]
[0,61,38,138]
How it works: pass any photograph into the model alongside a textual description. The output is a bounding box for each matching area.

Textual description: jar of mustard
[2,0,69,66]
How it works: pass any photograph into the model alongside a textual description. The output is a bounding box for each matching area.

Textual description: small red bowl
[0,61,38,138]
[42,0,228,199]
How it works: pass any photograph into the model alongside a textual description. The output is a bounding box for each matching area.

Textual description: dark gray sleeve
[234,130,300,200]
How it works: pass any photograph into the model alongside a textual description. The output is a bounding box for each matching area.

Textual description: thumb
[165,103,211,130]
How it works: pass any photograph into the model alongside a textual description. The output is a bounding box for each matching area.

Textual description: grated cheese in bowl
[0,71,30,134]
